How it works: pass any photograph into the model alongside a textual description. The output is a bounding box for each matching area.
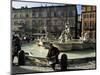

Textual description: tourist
[18,50,25,65]
[47,43,60,70]
[60,54,68,71]
[12,35,21,64]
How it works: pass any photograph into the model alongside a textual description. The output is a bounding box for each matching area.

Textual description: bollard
[18,50,25,65]
[60,54,68,71]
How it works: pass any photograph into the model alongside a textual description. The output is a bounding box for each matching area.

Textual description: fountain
[42,20,96,51]
[58,22,72,43]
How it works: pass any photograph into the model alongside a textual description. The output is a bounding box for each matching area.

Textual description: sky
[12,1,81,14]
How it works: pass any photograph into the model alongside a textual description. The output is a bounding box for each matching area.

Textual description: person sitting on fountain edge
[47,43,60,71]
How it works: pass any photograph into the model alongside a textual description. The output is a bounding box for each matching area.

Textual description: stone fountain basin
[53,42,96,51]
[43,39,96,51]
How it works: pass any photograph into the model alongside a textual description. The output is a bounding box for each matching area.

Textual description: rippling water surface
[21,42,96,59]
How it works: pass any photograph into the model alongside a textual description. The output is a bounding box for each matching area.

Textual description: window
[93,13,96,18]
[36,12,39,17]
[32,13,35,17]
[72,10,75,16]
[68,10,75,17]
[56,11,64,17]
[46,20,50,25]
[83,14,86,18]
[87,6,91,11]
[14,14,17,18]
[20,14,23,18]
[26,14,29,18]
[61,12,64,17]
[82,7,85,12]
[51,12,54,17]
[32,20,36,25]
[84,22,89,30]
[90,13,92,18]
[39,20,42,25]
[90,21,95,30]
[84,23,86,29]
[39,12,41,17]
[42,11,47,17]
[57,20,62,25]
[54,11,57,17]
[92,6,96,11]
[57,11,61,17]
[47,12,51,17]
[84,7,87,11]
[54,20,57,25]
[86,14,89,18]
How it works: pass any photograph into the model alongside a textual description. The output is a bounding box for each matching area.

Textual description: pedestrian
[18,50,25,65]
[12,35,21,64]
[47,43,60,71]
[12,46,18,64]
[14,35,21,50]
[60,54,68,71]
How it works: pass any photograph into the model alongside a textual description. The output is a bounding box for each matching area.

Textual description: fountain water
[80,32,90,42]
[58,22,72,43]
[52,21,95,51]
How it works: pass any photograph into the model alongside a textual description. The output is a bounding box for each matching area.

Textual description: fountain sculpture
[43,20,96,51]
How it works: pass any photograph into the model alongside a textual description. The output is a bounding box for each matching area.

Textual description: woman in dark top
[47,43,60,70]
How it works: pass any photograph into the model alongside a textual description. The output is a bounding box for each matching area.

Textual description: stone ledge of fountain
[53,41,96,51]
[43,38,96,51]
[24,55,96,68]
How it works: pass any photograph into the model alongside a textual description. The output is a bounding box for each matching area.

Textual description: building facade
[12,5,77,39]
[11,7,33,35]
[82,5,96,40]
[76,14,82,39]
